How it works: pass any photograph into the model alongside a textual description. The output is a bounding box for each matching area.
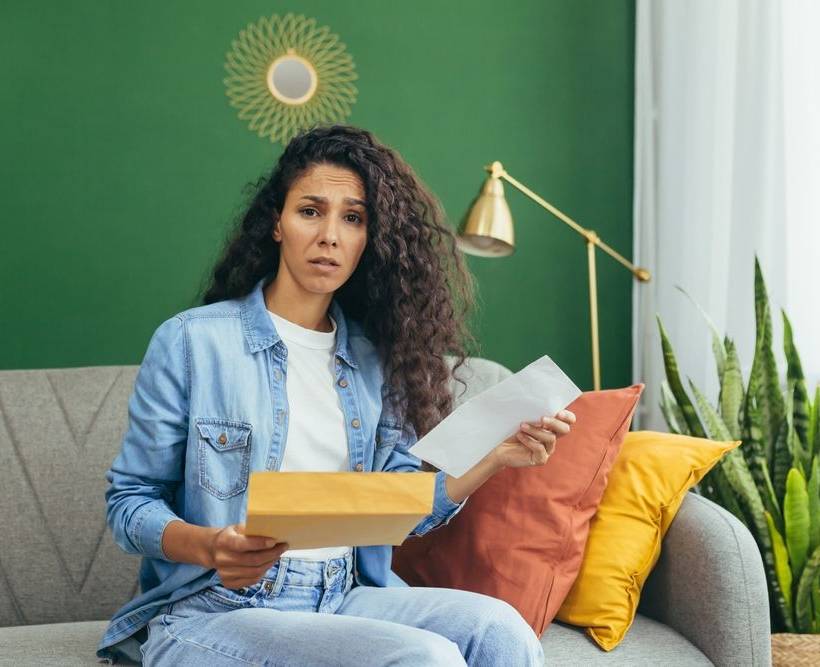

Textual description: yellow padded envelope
[244,471,436,548]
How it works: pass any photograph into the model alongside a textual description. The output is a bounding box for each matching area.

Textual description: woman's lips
[309,260,341,273]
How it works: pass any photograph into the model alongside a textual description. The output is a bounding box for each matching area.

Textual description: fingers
[516,430,552,462]
[225,525,287,552]
[522,409,576,436]
[521,421,561,445]
[214,526,289,566]
[214,541,289,588]
[217,546,289,569]
[249,544,289,566]
[220,566,273,589]
[557,409,576,423]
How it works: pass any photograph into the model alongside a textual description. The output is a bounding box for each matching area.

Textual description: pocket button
[355,463,363,472]
[218,433,227,444]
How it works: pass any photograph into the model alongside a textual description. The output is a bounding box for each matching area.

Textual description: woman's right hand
[208,524,289,589]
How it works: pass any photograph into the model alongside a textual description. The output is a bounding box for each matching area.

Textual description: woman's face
[273,162,369,295]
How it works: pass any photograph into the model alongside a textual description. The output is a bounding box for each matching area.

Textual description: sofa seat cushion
[540,614,712,665]
[0,614,710,666]
[0,621,115,666]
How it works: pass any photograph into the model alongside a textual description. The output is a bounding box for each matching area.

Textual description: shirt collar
[238,273,358,369]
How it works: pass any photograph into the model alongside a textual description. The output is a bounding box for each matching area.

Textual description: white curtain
[632,0,820,430]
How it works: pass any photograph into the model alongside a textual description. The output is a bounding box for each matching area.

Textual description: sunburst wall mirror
[224,13,358,144]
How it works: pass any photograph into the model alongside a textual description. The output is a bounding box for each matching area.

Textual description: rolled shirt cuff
[433,468,462,516]
[409,469,469,537]
[127,500,182,561]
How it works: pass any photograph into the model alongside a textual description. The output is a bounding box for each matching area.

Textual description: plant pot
[771,632,820,666]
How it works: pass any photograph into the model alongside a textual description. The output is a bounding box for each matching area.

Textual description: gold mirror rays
[224,13,358,144]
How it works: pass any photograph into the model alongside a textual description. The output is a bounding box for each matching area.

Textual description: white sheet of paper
[409,354,583,478]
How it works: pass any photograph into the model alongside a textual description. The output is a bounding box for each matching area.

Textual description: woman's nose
[318,217,339,245]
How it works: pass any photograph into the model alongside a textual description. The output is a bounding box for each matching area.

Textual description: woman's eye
[299,208,361,223]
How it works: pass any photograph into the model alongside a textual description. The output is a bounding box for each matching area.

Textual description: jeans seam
[162,622,258,665]
[201,589,246,608]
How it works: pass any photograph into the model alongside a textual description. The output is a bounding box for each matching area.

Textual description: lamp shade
[456,175,515,257]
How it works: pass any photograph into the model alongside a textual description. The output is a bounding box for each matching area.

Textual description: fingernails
[265,538,276,547]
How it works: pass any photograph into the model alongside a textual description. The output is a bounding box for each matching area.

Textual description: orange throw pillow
[391,383,645,636]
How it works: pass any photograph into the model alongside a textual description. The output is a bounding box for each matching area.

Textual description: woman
[97,124,575,666]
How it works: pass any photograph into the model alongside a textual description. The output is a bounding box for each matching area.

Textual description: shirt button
[355,463,363,472]
[338,378,348,388]
[218,433,227,444]
[351,418,360,428]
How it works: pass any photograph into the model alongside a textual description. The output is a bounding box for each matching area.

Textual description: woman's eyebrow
[299,194,367,207]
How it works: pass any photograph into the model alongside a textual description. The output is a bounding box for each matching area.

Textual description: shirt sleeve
[104,315,188,562]
[380,417,469,536]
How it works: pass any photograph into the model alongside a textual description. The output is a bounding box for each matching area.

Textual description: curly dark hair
[198,124,479,440]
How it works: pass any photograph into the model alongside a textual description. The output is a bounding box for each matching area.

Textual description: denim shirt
[97,273,469,661]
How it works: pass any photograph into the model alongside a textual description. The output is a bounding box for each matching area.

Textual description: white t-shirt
[268,308,353,562]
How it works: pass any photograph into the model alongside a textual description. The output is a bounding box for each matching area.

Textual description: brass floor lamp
[456,160,651,391]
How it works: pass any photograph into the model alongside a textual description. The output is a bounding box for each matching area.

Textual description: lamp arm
[490,163,650,282]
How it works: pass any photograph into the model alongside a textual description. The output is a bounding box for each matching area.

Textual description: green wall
[1,1,635,390]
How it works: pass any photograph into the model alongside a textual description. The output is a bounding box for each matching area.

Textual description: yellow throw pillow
[555,430,741,650]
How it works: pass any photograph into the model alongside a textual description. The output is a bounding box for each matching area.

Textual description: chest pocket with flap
[195,418,253,499]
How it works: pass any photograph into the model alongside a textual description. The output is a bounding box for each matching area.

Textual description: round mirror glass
[267,55,317,104]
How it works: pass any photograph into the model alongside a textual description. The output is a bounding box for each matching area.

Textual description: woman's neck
[263,275,334,332]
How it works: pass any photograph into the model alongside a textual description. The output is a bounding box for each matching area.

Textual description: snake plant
[656,255,820,634]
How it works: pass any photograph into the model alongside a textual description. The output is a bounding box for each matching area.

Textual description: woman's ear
[272,214,281,243]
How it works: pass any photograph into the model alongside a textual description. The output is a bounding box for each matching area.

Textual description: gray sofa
[0,357,772,666]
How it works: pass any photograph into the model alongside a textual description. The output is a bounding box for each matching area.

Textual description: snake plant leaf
[714,399,793,630]
[721,338,744,440]
[784,467,810,582]
[658,400,681,435]
[674,284,726,382]
[808,457,820,555]
[773,393,794,502]
[691,379,780,529]
[689,379,732,441]
[739,392,783,531]
[765,510,794,626]
[656,314,706,437]
[712,464,750,527]
[741,392,767,469]
[783,309,810,451]
[794,544,820,633]
[659,380,685,435]
[747,260,785,455]
[780,375,812,476]
[813,582,820,633]
[760,456,785,536]
[729,453,794,631]
[809,383,820,460]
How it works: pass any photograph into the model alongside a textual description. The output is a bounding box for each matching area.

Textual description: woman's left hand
[489,409,577,470]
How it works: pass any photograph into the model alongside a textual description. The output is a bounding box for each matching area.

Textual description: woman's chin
[302,276,343,293]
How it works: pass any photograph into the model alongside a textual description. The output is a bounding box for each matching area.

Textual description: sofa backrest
[0,355,511,626]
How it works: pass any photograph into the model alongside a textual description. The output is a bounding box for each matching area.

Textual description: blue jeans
[140,552,545,666]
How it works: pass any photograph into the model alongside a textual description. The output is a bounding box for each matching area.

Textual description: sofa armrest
[638,491,772,667]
